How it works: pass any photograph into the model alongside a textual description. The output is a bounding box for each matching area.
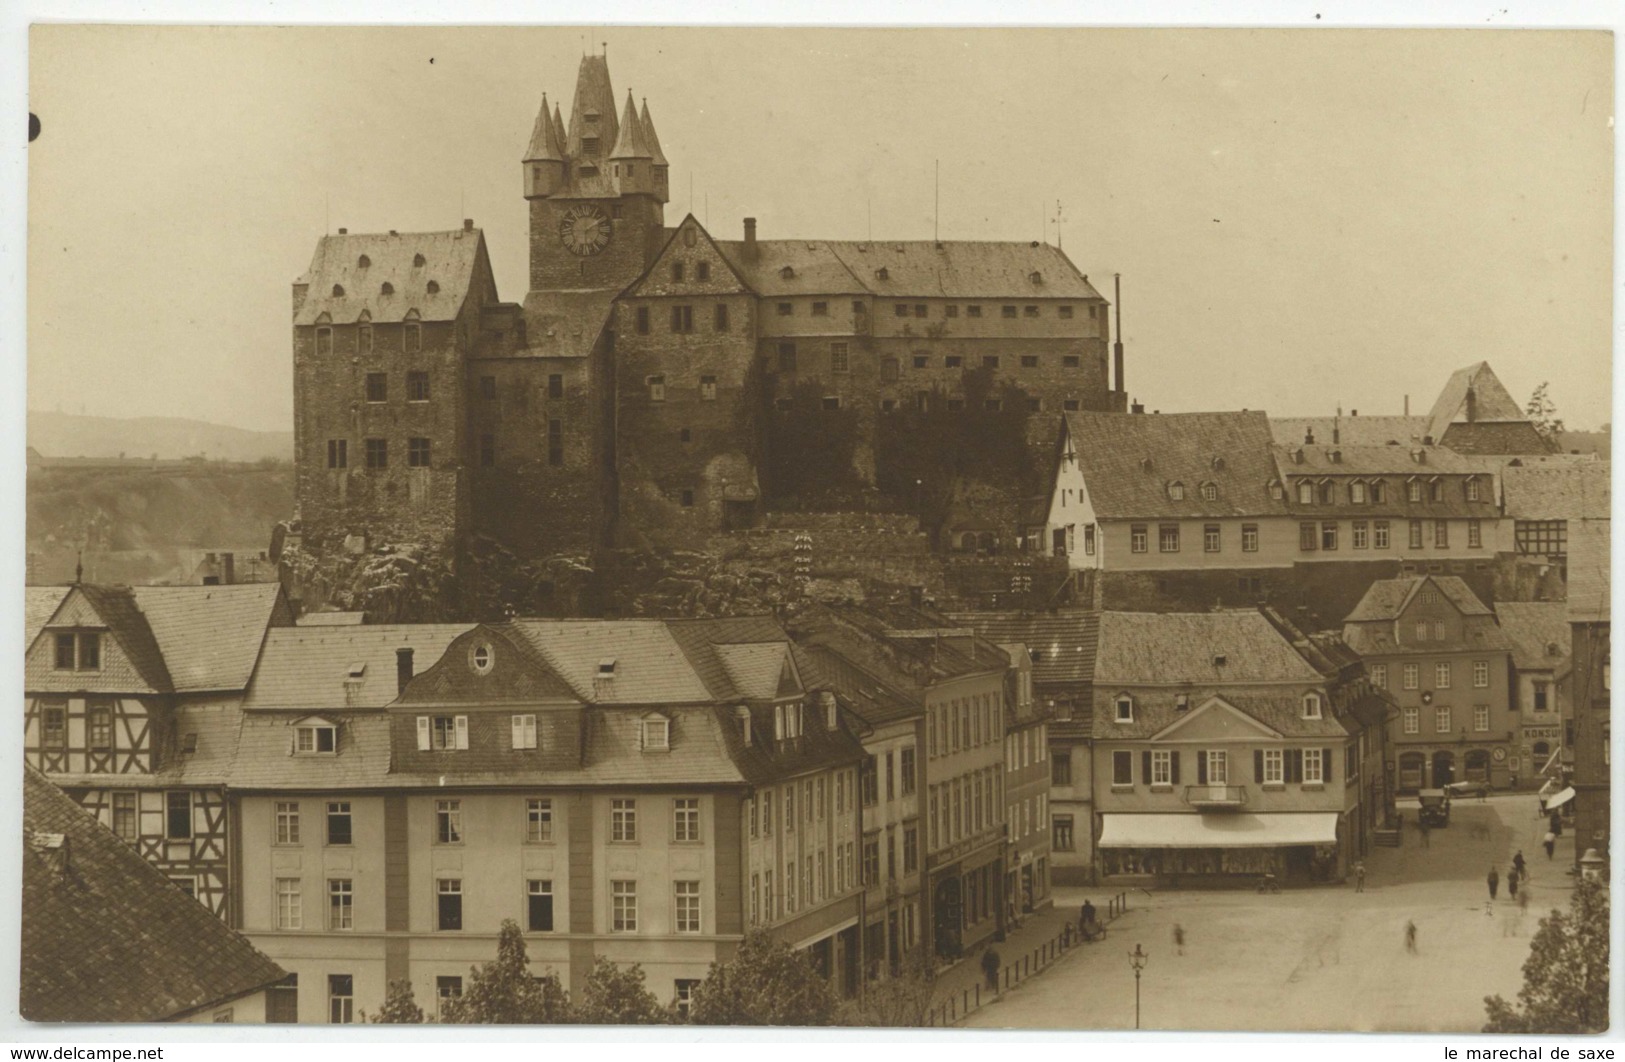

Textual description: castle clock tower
[524,56,669,293]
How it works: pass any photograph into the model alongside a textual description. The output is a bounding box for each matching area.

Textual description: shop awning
[1545,787,1577,811]
[1098,813,1340,849]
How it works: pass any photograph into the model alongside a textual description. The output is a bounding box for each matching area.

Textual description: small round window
[470,642,494,675]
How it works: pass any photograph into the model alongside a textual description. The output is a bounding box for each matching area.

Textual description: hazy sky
[27,26,1614,432]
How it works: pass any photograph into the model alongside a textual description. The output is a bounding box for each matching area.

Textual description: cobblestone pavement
[961,795,1576,1032]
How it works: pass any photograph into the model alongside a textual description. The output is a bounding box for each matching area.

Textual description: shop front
[1096,812,1342,886]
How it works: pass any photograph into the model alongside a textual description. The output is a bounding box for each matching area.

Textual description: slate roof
[128,584,287,692]
[1567,519,1611,624]
[24,586,69,648]
[664,615,808,702]
[224,712,397,790]
[1274,443,1495,476]
[1063,411,1290,519]
[1501,463,1612,521]
[241,624,475,710]
[1344,575,1494,623]
[713,238,1104,300]
[1494,602,1573,671]
[21,767,285,1022]
[799,644,924,729]
[75,585,173,692]
[524,93,566,161]
[610,93,653,158]
[1093,611,1325,688]
[294,229,491,325]
[1438,421,1554,456]
[639,99,668,167]
[1092,690,1354,742]
[1425,361,1528,444]
[1270,415,1428,448]
[943,609,1099,688]
[565,55,618,159]
[297,610,367,626]
[503,620,715,704]
[507,289,618,360]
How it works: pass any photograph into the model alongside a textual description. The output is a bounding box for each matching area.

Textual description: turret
[639,97,670,204]
[610,92,653,196]
[523,92,566,200]
[566,55,617,175]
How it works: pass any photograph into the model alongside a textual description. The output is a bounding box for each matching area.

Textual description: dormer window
[332,284,345,297]
[427,280,440,295]
[1318,481,1335,504]
[413,253,427,268]
[1139,457,1154,473]
[1407,478,1423,502]
[357,255,371,268]
[1200,482,1219,502]
[1211,456,1226,471]
[52,632,101,672]
[295,720,338,754]
[642,716,670,751]
[1466,477,1482,502]
[418,715,468,751]
[404,309,422,355]
[1114,694,1134,723]
[1167,481,1185,501]
[380,282,394,296]
[781,266,795,279]
[1292,448,1305,464]
[1429,478,1444,502]
[469,642,494,675]
[1351,481,1367,504]
[1297,482,1314,505]
[1269,480,1285,501]
[599,658,617,678]
[1302,692,1324,720]
[736,706,753,746]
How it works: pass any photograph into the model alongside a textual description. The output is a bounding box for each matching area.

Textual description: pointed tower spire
[552,103,566,156]
[640,97,667,167]
[566,54,617,160]
[610,91,651,159]
[524,92,565,162]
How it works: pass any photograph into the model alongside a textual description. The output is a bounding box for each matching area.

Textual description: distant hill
[27,411,293,463]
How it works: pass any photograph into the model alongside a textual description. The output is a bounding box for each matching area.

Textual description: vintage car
[1417,789,1452,828]
[1444,780,1488,801]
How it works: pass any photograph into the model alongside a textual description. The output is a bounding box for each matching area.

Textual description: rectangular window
[1203,524,1221,553]
[267,975,298,1024]
[1321,522,1338,551]
[112,792,136,841]
[437,878,462,931]
[673,797,700,842]
[1374,520,1391,549]
[636,306,650,334]
[1150,750,1172,786]
[1473,660,1490,688]
[327,975,353,1024]
[900,747,916,795]
[321,801,352,846]
[479,375,497,400]
[1474,704,1490,732]
[1159,524,1180,553]
[647,375,665,401]
[328,879,353,930]
[1403,707,1420,734]
[548,419,563,467]
[512,713,537,750]
[315,327,333,356]
[699,375,718,401]
[1131,524,1148,553]
[777,302,793,316]
[1352,521,1369,549]
[40,704,65,749]
[914,304,927,318]
[276,878,302,930]
[436,799,462,844]
[1112,750,1133,786]
[275,801,300,845]
[526,798,553,843]
[1240,524,1259,553]
[1303,749,1324,785]
[477,434,495,467]
[166,791,192,840]
[1264,748,1284,784]
[326,439,348,469]
[670,305,694,333]
[365,373,387,402]
[1533,681,1550,712]
[406,437,431,468]
[1002,305,1018,319]
[1403,663,1420,690]
[1514,520,1568,557]
[714,303,730,331]
[612,880,638,932]
[1435,520,1450,549]
[1467,519,1482,549]
[437,977,463,1019]
[830,342,850,373]
[778,342,797,373]
[406,371,430,402]
[1300,522,1318,551]
[1409,520,1425,550]
[674,880,701,933]
[750,873,761,925]
[611,798,637,843]
[903,824,919,873]
[1370,664,1387,689]
[527,879,554,932]
[1436,662,1452,689]
[1205,750,1229,785]
[364,438,387,469]
[1435,706,1452,733]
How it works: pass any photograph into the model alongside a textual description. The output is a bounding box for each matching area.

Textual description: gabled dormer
[289,714,340,755]
[26,585,171,696]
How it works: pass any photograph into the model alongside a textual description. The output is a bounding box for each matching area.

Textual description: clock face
[558,205,612,257]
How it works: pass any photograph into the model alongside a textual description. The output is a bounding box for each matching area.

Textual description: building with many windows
[1494,601,1572,783]
[1342,575,1515,792]
[996,644,1054,919]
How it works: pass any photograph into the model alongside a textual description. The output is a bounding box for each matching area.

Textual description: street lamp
[1128,943,1148,1029]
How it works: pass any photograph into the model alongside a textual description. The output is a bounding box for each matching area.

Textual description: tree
[1483,879,1609,1033]
[836,948,937,1027]
[1526,382,1566,445]
[688,930,837,1026]
[570,957,667,1025]
[440,920,570,1024]
[365,979,425,1024]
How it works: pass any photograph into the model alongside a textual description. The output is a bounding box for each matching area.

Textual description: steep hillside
[27,465,294,585]
[28,411,293,463]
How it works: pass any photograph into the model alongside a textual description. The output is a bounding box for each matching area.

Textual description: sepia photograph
[12,16,1616,1040]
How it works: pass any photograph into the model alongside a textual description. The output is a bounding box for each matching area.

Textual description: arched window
[1465,477,1481,502]
[1302,692,1323,719]
[1114,694,1134,723]
[331,284,345,297]
[1407,479,1423,503]
[1370,480,1386,504]
[357,254,371,268]
[380,282,394,296]
[426,280,440,295]
[314,312,333,356]
[403,309,422,355]
[412,253,427,268]
[1429,478,1444,502]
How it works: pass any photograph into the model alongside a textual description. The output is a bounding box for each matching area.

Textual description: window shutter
[1171,751,1181,785]
[1254,749,1264,783]
[1323,748,1333,784]
[454,715,469,750]
[1289,749,1304,784]
[1141,751,1151,786]
[1197,753,1208,786]
[416,716,431,751]
[512,715,525,749]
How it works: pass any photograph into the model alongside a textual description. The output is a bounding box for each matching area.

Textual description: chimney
[222,552,235,585]
[736,705,752,747]
[1465,385,1478,423]
[463,218,474,232]
[1113,274,1126,396]
[743,217,758,262]
[1305,428,1316,445]
[337,227,348,234]
[396,648,414,696]
[1404,394,1410,416]
[1351,409,1359,417]
[1131,401,1145,414]
[1332,424,1340,445]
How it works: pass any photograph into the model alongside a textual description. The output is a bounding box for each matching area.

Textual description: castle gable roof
[1063,411,1289,519]
[1426,362,1528,442]
[21,767,285,1022]
[1438,421,1554,456]
[27,585,172,694]
[294,228,490,326]
[1270,415,1427,448]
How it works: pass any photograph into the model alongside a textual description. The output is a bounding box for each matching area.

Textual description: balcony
[1184,785,1248,810]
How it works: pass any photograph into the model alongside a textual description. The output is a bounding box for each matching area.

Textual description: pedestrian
[1544,830,1557,859]
[1508,868,1520,900]
[1405,920,1418,954]
[1173,923,1185,956]
[1487,866,1500,900]
[1513,849,1527,876]
[981,947,1001,992]
[1354,860,1366,893]
[1518,889,1530,918]
[1550,811,1563,838]
[1420,819,1431,848]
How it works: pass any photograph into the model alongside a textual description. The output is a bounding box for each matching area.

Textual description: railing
[1184,784,1248,809]
[925,891,1134,1028]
